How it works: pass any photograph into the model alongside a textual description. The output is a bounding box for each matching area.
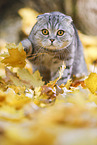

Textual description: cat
[21,11,87,85]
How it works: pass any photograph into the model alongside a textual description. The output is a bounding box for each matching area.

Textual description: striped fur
[21,12,87,85]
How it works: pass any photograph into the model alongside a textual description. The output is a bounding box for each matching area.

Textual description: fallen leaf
[17,68,44,88]
[1,43,26,68]
[85,72,97,94]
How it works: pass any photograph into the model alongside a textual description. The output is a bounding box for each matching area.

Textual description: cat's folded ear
[37,13,50,21]
[37,12,73,24]
[61,15,73,24]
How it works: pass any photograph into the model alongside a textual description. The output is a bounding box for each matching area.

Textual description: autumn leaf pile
[0,8,97,145]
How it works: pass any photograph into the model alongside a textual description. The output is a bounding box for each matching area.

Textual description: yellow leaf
[0,90,6,102]
[5,67,44,89]
[47,62,66,87]
[59,61,66,79]
[5,67,30,88]
[17,68,44,88]
[88,94,97,104]
[65,79,72,89]
[85,72,97,94]
[0,105,24,121]
[10,75,29,88]
[1,43,26,68]
[33,85,56,107]
[5,88,31,109]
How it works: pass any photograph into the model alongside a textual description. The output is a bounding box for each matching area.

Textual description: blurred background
[0,0,97,71]
[0,0,97,43]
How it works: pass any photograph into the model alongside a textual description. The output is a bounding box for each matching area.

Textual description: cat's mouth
[41,40,72,51]
[43,42,72,52]
[49,42,69,49]
[46,45,64,51]
[50,43,53,46]
[49,44,56,49]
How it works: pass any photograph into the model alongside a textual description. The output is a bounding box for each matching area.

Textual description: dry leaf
[85,72,97,94]
[1,43,26,68]
[17,68,44,88]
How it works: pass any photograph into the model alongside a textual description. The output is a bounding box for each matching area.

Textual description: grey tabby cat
[21,12,87,85]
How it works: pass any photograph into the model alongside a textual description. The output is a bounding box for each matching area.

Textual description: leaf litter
[0,12,97,145]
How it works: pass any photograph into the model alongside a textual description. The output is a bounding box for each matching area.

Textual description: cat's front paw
[21,38,33,55]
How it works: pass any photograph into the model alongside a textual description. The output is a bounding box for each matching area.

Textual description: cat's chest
[32,52,63,69]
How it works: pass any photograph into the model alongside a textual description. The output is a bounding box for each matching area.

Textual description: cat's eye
[42,29,49,35]
[57,30,64,36]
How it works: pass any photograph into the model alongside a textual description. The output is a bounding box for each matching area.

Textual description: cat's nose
[50,39,55,42]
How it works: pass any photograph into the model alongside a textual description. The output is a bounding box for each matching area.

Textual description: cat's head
[29,12,74,51]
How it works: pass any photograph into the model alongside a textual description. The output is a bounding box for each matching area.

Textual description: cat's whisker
[65,47,70,53]
[27,52,48,60]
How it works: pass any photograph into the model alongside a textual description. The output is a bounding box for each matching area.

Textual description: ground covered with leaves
[0,8,97,145]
